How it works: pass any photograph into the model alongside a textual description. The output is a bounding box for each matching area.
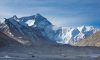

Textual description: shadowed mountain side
[75,31,100,46]
[0,31,23,47]
[0,31,57,48]
[0,14,99,47]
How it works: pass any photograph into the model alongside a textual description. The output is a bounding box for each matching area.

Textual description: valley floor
[0,45,100,60]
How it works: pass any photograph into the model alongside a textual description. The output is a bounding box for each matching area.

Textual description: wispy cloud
[0,0,100,27]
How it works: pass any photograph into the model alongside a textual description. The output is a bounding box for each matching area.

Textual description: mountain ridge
[0,14,99,46]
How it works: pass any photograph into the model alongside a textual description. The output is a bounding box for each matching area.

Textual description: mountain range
[0,14,99,46]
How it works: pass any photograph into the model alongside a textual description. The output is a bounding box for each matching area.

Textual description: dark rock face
[0,14,98,46]
[0,14,55,47]
[0,31,22,47]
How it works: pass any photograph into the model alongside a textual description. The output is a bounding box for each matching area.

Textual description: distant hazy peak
[12,15,18,20]
[35,13,42,18]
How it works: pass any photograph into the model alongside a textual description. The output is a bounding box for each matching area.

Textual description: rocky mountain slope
[0,14,99,46]
[75,31,100,46]
[0,31,22,47]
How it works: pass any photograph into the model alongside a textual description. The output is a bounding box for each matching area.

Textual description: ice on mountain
[25,19,35,26]
[1,14,99,46]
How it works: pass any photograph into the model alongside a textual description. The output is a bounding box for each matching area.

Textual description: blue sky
[0,0,100,27]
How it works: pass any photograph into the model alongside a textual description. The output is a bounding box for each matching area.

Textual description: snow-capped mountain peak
[50,26,99,45]
[0,14,99,46]
[77,26,95,33]
[35,13,42,18]
[12,15,18,20]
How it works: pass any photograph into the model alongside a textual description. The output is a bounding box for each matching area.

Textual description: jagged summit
[0,14,99,46]
[6,14,52,28]
[12,15,18,20]
[35,13,43,18]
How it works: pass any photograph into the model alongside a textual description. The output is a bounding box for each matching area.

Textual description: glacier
[0,14,99,46]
